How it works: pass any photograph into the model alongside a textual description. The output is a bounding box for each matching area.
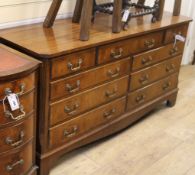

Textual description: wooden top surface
[0,44,40,79]
[0,12,191,59]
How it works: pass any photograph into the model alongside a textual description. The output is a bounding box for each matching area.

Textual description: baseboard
[0,12,73,30]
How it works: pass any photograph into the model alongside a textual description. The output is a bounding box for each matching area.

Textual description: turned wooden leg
[43,0,63,28]
[80,0,93,41]
[167,93,178,107]
[173,0,182,16]
[112,0,122,33]
[72,0,84,23]
[156,0,165,21]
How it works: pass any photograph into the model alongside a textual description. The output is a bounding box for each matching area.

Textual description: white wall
[0,0,194,64]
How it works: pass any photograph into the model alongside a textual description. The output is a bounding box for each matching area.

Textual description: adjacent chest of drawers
[0,12,191,175]
[0,45,39,175]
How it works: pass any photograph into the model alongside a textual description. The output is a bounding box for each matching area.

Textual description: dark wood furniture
[0,45,40,175]
[0,12,191,175]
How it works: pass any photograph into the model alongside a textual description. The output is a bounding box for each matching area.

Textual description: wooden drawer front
[127,73,178,111]
[49,97,126,148]
[51,48,96,79]
[0,91,35,127]
[0,142,33,175]
[50,58,130,100]
[98,31,163,64]
[164,24,188,44]
[132,42,184,71]
[50,76,128,126]
[0,116,33,153]
[0,73,35,100]
[130,55,182,91]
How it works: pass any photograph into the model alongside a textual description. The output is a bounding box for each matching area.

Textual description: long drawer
[50,76,128,126]
[0,141,33,175]
[0,91,35,127]
[49,97,126,148]
[50,58,130,100]
[132,42,184,71]
[98,31,163,64]
[0,115,34,153]
[51,48,96,79]
[130,55,182,91]
[127,73,179,111]
[0,73,35,100]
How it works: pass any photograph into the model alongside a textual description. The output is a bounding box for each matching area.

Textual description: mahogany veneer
[0,12,191,175]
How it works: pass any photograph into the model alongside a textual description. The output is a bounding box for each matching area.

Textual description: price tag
[7,94,20,111]
[122,10,130,22]
[175,35,186,42]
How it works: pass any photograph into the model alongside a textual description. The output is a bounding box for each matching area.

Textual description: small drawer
[50,76,128,126]
[164,24,188,44]
[0,91,35,127]
[0,73,35,100]
[127,73,178,111]
[50,58,130,100]
[0,141,33,175]
[51,48,96,79]
[0,116,34,153]
[49,97,126,148]
[98,31,163,64]
[130,55,182,91]
[132,42,185,71]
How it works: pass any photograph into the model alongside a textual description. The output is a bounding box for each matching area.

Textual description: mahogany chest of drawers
[0,12,191,175]
[0,45,39,175]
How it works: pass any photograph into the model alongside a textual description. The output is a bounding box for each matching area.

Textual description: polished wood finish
[49,97,126,148]
[130,55,182,91]
[50,58,130,100]
[0,45,39,175]
[132,42,184,71]
[0,13,191,175]
[98,31,163,64]
[173,0,182,16]
[51,48,96,79]
[50,76,128,126]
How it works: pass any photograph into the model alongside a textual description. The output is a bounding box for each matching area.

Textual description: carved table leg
[112,0,122,33]
[167,92,178,107]
[72,0,84,23]
[43,0,63,28]
[80,0,93,41]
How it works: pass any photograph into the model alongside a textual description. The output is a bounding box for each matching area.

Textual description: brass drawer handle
[107,67,120,78]
[105,88,118,98]
[6,159,24,172]
[66,80,80,93]
[139,74,149,85]
[110,48,123,59]
[67,59,83,71]
[142,56,153,66]
[144,39,155,49]
[136,94,146,104]
[169,47,179,56]
[166,64,175,73]
[5,131,25,147]
[162,82,171,91]
[4,83,25,96]
[64,126,78,138]
[64,103,79,116]
[104,108,116,119]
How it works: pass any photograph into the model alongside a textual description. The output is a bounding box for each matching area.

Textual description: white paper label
[122,10,130,22]
[7,94,20,111]
[175,35,186,42]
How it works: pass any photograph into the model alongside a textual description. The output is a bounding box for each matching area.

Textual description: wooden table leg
[173,0,182,16]
[43,0,63,28]
[112,0,122,33]
[72,0,84,23]
[80,0,93,41]
[156,0,165,21]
